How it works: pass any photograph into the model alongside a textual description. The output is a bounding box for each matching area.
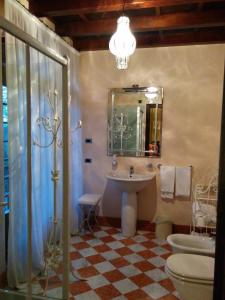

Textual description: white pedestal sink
[107,172,155,237]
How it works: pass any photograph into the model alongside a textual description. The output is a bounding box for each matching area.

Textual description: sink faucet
[129,166,134,177]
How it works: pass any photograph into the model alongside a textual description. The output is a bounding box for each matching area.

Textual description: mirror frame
[107,86,164,157]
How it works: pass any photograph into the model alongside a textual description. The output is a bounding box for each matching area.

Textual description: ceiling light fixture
[109,1,136,70]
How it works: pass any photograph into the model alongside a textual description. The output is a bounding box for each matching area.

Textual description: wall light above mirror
[108,86,163,157]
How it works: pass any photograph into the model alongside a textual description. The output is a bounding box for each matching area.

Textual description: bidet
[167,233,215,256]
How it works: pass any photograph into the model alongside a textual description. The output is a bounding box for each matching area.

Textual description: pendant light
[109,1,136,70]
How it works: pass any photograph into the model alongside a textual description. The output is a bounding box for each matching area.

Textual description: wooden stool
[79,194,102,233]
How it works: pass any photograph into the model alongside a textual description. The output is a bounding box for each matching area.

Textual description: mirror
[108,86,163,157]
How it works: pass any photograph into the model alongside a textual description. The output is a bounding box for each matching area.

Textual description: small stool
[79,194,102,233]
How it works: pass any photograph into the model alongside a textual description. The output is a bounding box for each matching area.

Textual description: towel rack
[157,163,192,169]
[192,173,218,234]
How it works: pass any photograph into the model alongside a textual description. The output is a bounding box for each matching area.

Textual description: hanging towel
[175,166,191,197]
[160,166,175,199]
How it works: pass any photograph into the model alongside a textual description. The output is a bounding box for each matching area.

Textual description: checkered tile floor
[31,226,180,300]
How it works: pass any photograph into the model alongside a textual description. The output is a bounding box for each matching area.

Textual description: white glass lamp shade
[109,16,136,70]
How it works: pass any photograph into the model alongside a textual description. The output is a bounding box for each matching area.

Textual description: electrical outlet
[85,158,92,163]
[85,138,92,143]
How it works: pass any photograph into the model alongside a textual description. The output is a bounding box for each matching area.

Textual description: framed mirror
[108,86,163,157]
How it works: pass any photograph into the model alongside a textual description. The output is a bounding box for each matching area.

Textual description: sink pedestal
[106,172,155,238]
[121,192,137,237]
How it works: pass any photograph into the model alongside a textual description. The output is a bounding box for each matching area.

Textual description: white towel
[199,203,217,224]
[160,166,175,199]
[192,201,217,226]
[175,166,191,197]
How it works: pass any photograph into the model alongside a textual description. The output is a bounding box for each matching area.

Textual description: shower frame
[0,13,70,300]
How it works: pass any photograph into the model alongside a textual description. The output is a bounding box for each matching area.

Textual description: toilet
[167,233,215,256]
[165,253,214,300]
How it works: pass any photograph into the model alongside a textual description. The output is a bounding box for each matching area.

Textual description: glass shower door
[0,15,70,300]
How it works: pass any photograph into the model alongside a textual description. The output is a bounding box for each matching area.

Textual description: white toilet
[165,253,214,300]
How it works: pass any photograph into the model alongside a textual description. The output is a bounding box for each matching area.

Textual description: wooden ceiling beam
[73,29,225,51]
[56,10,225,37]
[30,0,223,17]
[78,13,89,22]
[155,7,161,16]
[198,3,204,11]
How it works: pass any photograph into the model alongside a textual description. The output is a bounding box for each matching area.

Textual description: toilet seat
[166,253,214,284]
[166,266,213,285]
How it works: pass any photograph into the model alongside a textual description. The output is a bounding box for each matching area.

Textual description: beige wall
[80,45,225,225]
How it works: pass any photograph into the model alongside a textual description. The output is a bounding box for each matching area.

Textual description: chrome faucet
[129,166,134,177]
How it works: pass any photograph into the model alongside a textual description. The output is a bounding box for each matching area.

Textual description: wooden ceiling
[29,0,225,51]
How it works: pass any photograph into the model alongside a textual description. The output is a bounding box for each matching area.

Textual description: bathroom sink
[107,172,155,193]
[107,172,155,237]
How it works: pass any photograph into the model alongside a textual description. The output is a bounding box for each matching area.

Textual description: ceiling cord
[123,0,126,15]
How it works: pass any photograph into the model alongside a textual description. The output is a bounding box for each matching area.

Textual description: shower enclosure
[0,13,70,300]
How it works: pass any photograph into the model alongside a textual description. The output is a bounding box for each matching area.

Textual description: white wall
[80,45,225,225]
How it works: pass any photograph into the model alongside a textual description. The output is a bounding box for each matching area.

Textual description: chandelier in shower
[109,2,136,70]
